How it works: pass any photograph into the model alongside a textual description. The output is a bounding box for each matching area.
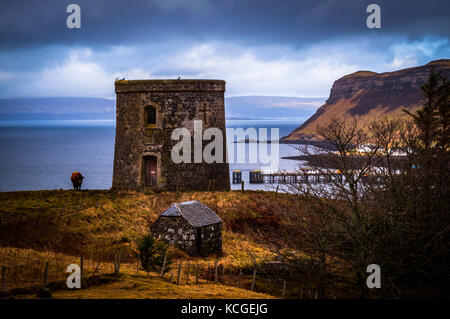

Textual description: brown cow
[71,172,84,190]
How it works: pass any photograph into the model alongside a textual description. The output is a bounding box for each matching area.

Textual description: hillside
[284,59,450,141]
[0,190,322,299]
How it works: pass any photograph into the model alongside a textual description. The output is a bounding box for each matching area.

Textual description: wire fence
[0,195,321,298]
[0,246,325,298]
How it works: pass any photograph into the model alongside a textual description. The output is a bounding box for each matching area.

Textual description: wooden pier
[260,171,343,184]
[234,167,344,184]
[232,168,381,185]
[232,170,242,184]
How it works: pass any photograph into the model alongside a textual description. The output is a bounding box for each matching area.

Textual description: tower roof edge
[115,79,226,93]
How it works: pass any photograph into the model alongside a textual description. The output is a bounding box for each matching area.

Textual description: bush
[137,234,172,273]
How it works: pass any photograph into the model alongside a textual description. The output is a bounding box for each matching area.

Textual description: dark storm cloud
[1,0,449,49]
[1,0,449,99]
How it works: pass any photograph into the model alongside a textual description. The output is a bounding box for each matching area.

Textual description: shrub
[137,234,172,273]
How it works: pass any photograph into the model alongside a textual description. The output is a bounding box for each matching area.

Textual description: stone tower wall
[112,79,230,191]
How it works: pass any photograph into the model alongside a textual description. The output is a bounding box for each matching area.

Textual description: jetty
[233,167,345,184]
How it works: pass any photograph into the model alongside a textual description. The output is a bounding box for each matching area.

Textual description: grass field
[47,275,274,299]
[0,190,307,298]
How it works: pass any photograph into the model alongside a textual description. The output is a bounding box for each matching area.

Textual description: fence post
[118,249,121,273]
[195,263,199,285]
[1,266,6,291]
[282,280,286,299]
[241,181,245,191]
[207,263,211,281]
[80,255,83,287]
[114,253,118,274]
[44,262,49,288]
[177,261,182,285]
[93,259,101,274]
[186,263,190,285]
[136,254,140,276]
[250,269,257,291]
[214,260,218,284]
[147,256,150,278]
[238,269,242,288]
[160,253,167,278]
[11,249,17,283]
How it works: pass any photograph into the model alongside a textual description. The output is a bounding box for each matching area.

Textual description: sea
[0,119,307,192]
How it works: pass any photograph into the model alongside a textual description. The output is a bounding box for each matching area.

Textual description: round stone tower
[112,79,230,191]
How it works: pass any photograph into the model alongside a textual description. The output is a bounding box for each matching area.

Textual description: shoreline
[234,138,334,149]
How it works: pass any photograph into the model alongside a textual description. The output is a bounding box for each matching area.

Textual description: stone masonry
[112,79,230,191]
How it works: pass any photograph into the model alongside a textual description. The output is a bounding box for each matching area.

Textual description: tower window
[146,106,156,125]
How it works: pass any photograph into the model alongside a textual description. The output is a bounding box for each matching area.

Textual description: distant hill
[0,97,115,120]
[284,59,450,141]
[0,96,325,121]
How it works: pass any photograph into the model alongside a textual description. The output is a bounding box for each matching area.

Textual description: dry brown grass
[0,190,298,259]
[18,274,275,299]
[0,246,143,291]
[0,190,305,297]
[2,246,277,299]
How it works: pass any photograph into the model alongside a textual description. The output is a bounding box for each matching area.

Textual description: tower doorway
[143,156,157,187]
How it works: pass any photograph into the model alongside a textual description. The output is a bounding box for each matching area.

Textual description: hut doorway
[143,156,157,186]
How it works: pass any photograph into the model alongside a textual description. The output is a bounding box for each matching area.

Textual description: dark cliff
[285,59,450,140]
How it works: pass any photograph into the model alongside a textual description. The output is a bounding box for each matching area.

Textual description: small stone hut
[150,200,222,256]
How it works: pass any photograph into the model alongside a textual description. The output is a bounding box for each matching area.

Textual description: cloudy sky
[0,0,449,99]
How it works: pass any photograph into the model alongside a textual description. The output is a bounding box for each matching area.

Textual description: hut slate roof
[161,200,222,228]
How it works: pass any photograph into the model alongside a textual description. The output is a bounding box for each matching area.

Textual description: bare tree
[277,69,449,298]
